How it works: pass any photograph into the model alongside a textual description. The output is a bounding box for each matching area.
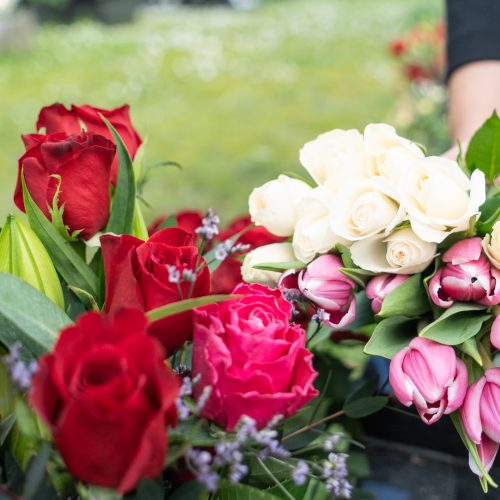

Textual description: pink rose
[192,283,318,431]
[390,337,468,425]
[298,254,356,329]
[366,274,410,314]
[461,368,500,475]
[429,238,500,308]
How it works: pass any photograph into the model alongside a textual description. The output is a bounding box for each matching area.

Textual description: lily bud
[389,337,468,425]
[0,215,64,308]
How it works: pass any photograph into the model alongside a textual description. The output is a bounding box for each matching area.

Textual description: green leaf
[23,444,53,500]
[0,414,16,446]
[135,479,164,500]
[214,480,280,499]
[132,200,149,240]
[419,303,490,345]
[343,395,388,418]
[345,377,379,405]
[0,273,71,360]
[283,171,315,187]
[168,480,204,500]
[102,116,136,236]
[364,316,417,359]
[253,260,306,273]
[478,194,500,222]
[22,175,98,298]
[465,110,500,180]
[339,267,376,288]
[146,294,240,322]
[459,337,483,366]
[157,214,177,231]
[378,274,430,318]
[336,243,354,268]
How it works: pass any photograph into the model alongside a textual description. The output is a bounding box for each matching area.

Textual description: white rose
[299,129,368,190]
[329,177,404,241]
[249,175,312,237]
[293,187,347,263]
[363,123,424,185]
[401,157,486,243]
[241,242,296,286]
[483,221,500,270]
[350,228,437,274]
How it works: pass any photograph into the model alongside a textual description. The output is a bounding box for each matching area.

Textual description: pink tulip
[429,238,500,308]
[461,368,500,475]
[491,316,500,351]
[390,337,468,425]
[298,254,356,329]
[366,274,410,314]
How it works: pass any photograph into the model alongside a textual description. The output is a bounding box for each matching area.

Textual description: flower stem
[282,410,345,442]
[255,456,294,500]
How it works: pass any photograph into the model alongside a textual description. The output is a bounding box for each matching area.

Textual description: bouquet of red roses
[0,103,372,499]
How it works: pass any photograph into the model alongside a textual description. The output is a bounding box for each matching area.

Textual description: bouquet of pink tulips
[245,114,500,492]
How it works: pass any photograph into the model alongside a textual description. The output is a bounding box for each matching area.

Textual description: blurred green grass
[0,0,442,224]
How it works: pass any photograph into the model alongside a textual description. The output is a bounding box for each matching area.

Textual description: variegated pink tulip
[390,337,468,425]
[491,316,500,351]
[461,368,500,475]
[298,254,356,329]
[366,274,410,314]
[429,238,500,308]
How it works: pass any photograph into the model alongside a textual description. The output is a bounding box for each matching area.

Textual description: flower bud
[461,368,500,475]
[0,215,64,308]
[366,274,410,314]
[298,254,356,329]
[429,238,500,308]
[390,337,468,425]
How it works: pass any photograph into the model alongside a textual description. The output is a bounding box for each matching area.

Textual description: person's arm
[444,0,500,158]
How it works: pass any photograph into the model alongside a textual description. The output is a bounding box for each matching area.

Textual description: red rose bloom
[192,283,318,431]
[14,131,116,239]
[101,228,211,354]
[29,309,179,493]
[36,103,142,182]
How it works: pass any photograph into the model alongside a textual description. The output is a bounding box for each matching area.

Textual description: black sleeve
[446,0,500,79]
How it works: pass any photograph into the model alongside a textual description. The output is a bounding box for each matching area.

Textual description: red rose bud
[29,309,179,493]
[14,132,116,240]
[366,274,410,314]
[101,228,211,354]
[461,368,500,475]
[429,238,500,308]
[192,283,318,431]
[298,254,356,329]
[36,103,142,183]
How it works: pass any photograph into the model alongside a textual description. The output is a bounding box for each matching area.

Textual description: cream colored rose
[299,129,367,190]
[363,123,424,185]
[293,188,347,263]
[249,175,312,237]
[329,177,404,242]
[401,157,485,243]
[350,228,437,274]
[483,221,500,270]
[241,242,296,286]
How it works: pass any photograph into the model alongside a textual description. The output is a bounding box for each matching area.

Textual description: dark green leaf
[21,175,98,298]
[135,479,164,500]
[157,214,177,231]
[475,205,500,235]
[102,116,136,236]
[336,243,355,268]
[5,452,24,495]
[168,480,204,500]
[0,414,16,446]
[343,396,388,418]
[23,444,52,500]
[419,303,490,345]
[213,481,280,499]
[0,273,71,360]
[253,260,306,273]
[364,316,417,359]
[339,268,376,288]
[478,195,500,222]
[378,274,430,318]
[465,110,500,180]
[345,377,379,405]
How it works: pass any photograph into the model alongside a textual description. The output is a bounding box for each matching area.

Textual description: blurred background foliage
[0,0,444,224]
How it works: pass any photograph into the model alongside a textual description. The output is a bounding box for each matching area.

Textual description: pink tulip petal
[446,358,468,413]
[429,269,454,308]
[469,435,499,476]
[443,238,483,265]
[491,316,500,350]
[461,377,488,444]
[480,382,500,443]
[389,347,414,406]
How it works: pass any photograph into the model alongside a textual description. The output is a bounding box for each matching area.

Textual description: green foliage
[475,195,500,235]
[466,111,500,181]
[378,274,430,318]
[253,261,306,273]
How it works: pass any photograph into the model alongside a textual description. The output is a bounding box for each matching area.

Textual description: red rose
[36,103,142,182]
[211,215,286,294]
[29,309,179,493]
[101,228,211,354]
[192,283,318,431]
[14,131,116,239]
[148,210,204,237]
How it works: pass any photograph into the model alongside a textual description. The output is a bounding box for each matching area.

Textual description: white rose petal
[299,129,368,190]
[241,242,296,286]
[401,157,485,243]
[248,175,312,237]
[330,177,404,241]
[483,221,500,270]
[350,228,437,274]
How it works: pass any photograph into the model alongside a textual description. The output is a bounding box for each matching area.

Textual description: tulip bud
[366,274,410,314]
[491,316,500,351]
[389,337,468,425]
[461,368,500,475]
[0,215,64,308]
[429,238,500,308]
[298,254,356,329]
